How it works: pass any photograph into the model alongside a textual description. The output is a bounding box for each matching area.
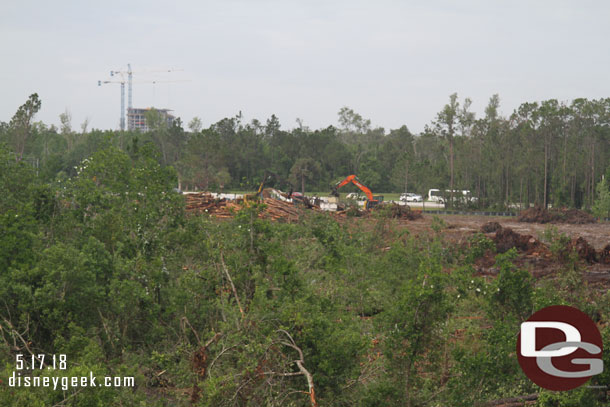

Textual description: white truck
[427,189,477,205]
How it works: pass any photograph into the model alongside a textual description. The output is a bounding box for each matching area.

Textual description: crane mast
[128,63,133,113]
[98,64,182,131]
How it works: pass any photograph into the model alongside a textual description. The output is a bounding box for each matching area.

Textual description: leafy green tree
[290,157,321,194]
[188,116,203,133]
[592,175,610,219]
[338,106,371,133]
[8,93,41,162]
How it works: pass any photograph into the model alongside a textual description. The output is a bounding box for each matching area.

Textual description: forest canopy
[1,93,609,210]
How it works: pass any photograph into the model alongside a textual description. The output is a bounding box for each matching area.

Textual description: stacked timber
[185,192,302,222]
[261,198,300,222]
[185,193,240,218]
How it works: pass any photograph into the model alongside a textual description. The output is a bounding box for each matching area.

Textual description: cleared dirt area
[394,213,610,289]
[402,214,610,251]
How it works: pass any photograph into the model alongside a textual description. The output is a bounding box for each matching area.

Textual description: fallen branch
[219,251,245,318]
[1,316,46,368]
[277,329,318,407]
[181,315,202,347]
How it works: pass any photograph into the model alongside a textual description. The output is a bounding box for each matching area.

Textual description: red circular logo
[517,305,603,391]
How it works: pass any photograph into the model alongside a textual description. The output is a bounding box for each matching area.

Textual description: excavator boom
[331,175,380,208]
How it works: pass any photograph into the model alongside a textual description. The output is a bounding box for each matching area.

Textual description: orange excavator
[331,175,384,209]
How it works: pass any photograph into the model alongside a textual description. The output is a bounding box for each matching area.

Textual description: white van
[427,189,445,203]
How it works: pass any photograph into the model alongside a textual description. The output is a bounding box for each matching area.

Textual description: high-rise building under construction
[127,107,175,131]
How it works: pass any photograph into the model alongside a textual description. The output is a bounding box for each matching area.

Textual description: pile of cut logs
[184,193,240,219]
[260,198,300,222]
[184,192,302,222]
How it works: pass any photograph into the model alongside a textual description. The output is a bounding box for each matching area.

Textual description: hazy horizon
[2,0,610,133]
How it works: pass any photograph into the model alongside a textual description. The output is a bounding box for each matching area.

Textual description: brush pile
[518,205,596,224]
[185,193,240,218]
[384,203,423,220]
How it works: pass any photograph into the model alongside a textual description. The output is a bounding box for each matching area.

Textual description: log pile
[260,198,300,222]
[185,192,302,222]
[185,193,241,218]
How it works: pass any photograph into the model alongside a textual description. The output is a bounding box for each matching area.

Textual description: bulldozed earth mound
[384,203,423,220]
[481,221,502,233]
[564,237,597,264]
[486,224,607,264]
[479,224,609,281]
[517,205,596,224]
[492,227,550,257]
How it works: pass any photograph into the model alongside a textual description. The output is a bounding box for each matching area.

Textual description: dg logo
[517,305,604,391]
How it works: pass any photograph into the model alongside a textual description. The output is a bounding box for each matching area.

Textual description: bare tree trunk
[449,137,454,207]
[563,130,568,187]
[543,140,548,208]
[589,140,595,206]
[404,160,409,192]
[571,175,576,207]
[519,177,523,210]
[505,164,510,208]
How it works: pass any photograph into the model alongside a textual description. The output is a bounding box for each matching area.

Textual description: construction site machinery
[244,171,292,201]
[245,171,314,208]
[331,175,384,209]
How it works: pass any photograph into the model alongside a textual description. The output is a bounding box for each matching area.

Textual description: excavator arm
[331,175,374,202]
[256,171,293,197]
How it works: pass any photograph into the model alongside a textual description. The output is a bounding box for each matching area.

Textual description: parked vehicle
[445,189,477,204]
[427,189,477,205]
[346,192,364,200]
[427,189,445,204]
[400,192,423,202]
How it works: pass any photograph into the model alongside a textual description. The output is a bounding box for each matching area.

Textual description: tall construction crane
[98,64,182,131]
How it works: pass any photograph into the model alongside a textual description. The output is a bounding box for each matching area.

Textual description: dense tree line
[1,93,609,210]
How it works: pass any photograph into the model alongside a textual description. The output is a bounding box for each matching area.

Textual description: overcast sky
[1,0,609,133]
